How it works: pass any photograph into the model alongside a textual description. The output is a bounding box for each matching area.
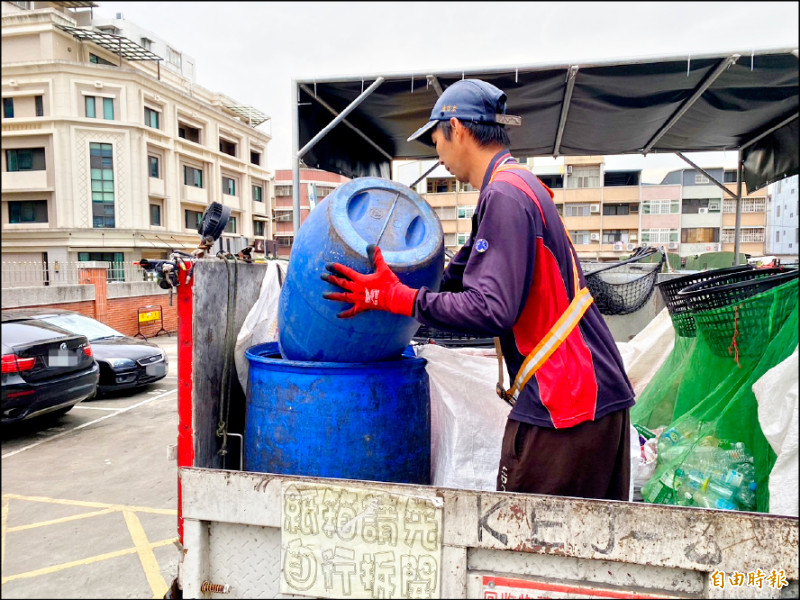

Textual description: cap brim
[407,120,438,146]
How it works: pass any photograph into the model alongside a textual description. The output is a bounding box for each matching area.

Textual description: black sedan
[1,309,168,394]
[2,313,99,426]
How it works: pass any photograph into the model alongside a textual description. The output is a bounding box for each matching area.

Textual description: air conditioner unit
[708,203,720,211]
[668,242,679,250]
[590,233,600,241]
[613,242,624,251]
[566,165,573,174]
[630,234,638,241]
[590,204,600,213]
[698,207,709,214]
[626,243,636,251]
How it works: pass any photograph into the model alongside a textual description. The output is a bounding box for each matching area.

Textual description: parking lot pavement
[1,331,182,599]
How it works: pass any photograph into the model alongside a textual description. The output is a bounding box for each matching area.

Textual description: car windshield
[42,314,123,341]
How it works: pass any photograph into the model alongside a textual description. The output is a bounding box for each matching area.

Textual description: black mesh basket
[656,265,755,337]
[583,247,665,316]
[680,273,798,358]
[412,324,495,348]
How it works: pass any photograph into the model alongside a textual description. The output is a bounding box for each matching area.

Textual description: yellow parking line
[1,493,176,515]
[0,537,177,584]
[124,510,170,598]
[5,508,116,533]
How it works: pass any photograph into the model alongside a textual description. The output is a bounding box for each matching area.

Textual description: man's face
[431,120,468,183]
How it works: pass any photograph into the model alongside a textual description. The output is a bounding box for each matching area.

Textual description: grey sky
[93,2,799,178]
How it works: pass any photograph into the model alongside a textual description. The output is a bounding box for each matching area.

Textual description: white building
[766,174,799,261]
[2,1,273,284]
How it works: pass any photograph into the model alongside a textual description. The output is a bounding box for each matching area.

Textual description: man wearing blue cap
[323,79,635,501]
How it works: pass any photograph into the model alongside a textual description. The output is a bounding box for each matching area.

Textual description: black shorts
[497,408,630,500]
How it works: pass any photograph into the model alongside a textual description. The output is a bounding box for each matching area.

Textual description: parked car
[2,312,99,426]
[1,309,168,395]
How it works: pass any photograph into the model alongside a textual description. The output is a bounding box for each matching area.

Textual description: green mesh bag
[631,279,799,513]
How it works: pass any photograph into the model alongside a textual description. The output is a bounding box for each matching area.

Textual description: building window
[602,203,630,216]
[79,251,125,282]
[85,96,114,120]
[5,147,46,171]
[150,203,161,226]
[222,176,236,196]
[565,204,591,217]
[89,53,115,66]
[140,37,152,50]
[457,206,475,219]
[723,170,738,183]
[643,199,679,214]
[183,165,203,188]
[457,232,468,245]
[178,122,201,143]
[3,98,13,118]
[537,174,563,189]
[681,227,719,244]
[167,47,182,69]
[148,156,160,178]
[35,95,43,116]
[253,220,265,236]
[185,209,203,230]
[250,151,261,166]
[219,138,237,157]
[567,167,600,189]
[641,228,679,244]
[570,230,591,245]
[434,206,456,220]
[224,216,237,234]
[9,200,47,224]
[722,227,764,244]
[722,197,766,213]
[144,107,160,129]
[90,142,115,228]
[602,230,623,243]
[252,185,263,202]
[274,185,292,197]
[148,155,160,178]
[694,174,710,184]
[427,178,457,193]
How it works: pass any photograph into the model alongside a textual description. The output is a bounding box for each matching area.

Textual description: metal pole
[291,81,301,236]
[299,84,393,161]
[734,155,744,265]
[297,77,385,159]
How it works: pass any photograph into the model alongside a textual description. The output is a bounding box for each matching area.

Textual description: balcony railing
[1,261,152,288]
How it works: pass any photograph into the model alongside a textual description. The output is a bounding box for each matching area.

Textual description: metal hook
[411,75,414,93]
[687,55,691,77]
[515,68,518,83]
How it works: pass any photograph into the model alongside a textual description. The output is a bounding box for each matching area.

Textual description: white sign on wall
[280,482,443,599]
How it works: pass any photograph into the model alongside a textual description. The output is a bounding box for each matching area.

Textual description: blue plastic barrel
[244,342,431,484]
[278,177,443,362]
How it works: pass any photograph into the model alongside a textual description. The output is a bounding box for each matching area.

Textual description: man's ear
[449,117,461,137]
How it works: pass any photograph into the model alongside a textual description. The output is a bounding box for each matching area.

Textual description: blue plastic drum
[278,177,443,362]
[244,342,431,484]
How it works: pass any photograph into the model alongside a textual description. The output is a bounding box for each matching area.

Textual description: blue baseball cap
[407,78,522,146]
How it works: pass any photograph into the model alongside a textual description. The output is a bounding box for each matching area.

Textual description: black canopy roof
[296,48,799,193]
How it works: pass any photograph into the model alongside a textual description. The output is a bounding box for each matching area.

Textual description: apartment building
[1,1,272,280]
[271,168,351,258]
[765,174,799,260]
[399,156,773,261]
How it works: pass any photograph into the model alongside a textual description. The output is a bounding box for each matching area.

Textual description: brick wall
[10,295,177,338]
[7,266,177,339]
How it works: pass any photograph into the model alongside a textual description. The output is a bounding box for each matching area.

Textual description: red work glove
[322,245,418,318]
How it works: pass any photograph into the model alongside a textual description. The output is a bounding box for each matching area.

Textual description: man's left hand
[321,245,418,318]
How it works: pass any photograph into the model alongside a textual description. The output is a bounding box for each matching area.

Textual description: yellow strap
[506,287,594,400]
